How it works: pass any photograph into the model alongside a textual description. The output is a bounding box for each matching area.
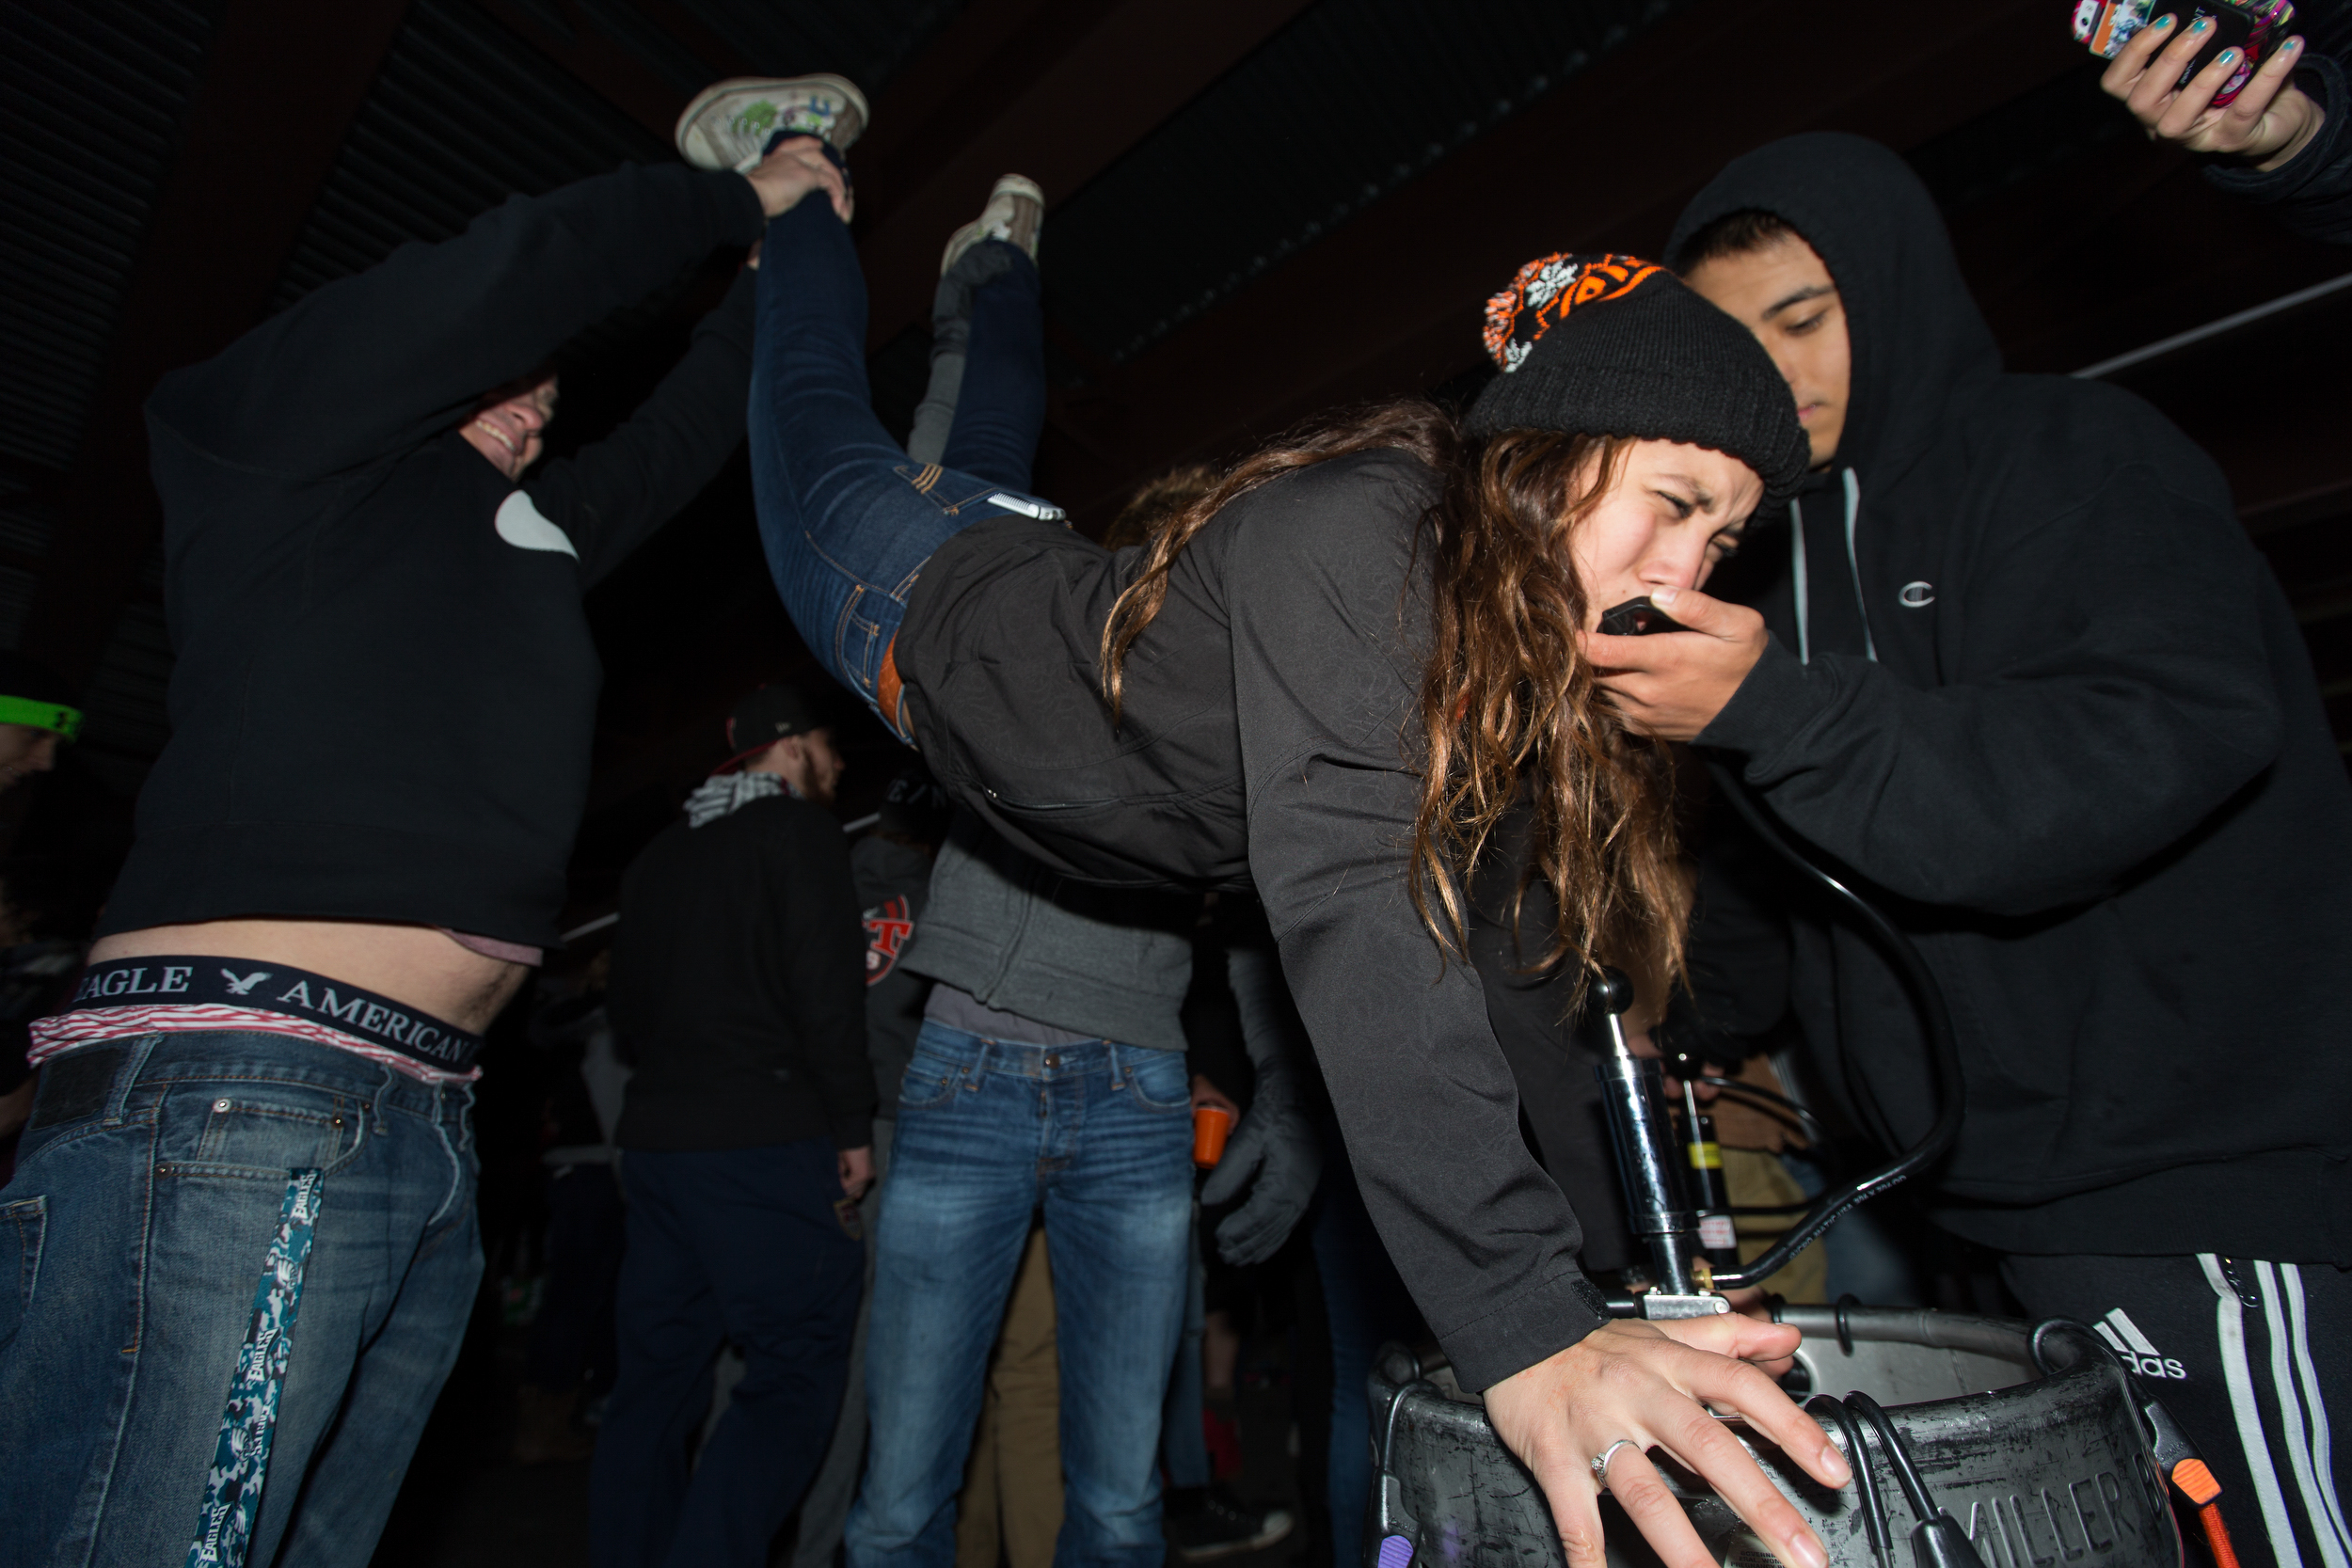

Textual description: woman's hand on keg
[1482,1316,1850,1568]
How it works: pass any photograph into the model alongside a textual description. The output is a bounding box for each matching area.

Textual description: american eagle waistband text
[56,958,483,1069]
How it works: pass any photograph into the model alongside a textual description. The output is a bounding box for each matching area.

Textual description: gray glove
[1198,944,1323,1265]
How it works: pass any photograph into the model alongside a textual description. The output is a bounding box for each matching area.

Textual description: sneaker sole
[939,173,1045,275]
[674,73,871,167]
[989,173,1044,207]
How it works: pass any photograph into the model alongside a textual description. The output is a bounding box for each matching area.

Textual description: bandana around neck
[685,769,798,828]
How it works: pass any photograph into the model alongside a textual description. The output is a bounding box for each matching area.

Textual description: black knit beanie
[1462,253,1811,501]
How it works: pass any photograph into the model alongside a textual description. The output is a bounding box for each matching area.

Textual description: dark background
[4,0,2347,933]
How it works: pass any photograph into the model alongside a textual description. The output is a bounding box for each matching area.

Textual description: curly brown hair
[1100,400,1686,1000]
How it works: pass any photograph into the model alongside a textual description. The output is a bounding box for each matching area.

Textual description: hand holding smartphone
[1596,597,1689,637]
[2074,0,2296,106]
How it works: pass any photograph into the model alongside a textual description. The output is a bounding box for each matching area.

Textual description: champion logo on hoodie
[2093,1307,2187,1380]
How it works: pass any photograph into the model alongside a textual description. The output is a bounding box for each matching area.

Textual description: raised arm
[531,268,756,584]
[2098,12,2352,245]
[149,163,767,481]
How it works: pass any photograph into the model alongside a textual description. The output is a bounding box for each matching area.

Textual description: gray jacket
[902,812,1194,1052]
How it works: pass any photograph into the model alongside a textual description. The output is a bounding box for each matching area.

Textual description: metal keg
[1367,1307,2181,1568]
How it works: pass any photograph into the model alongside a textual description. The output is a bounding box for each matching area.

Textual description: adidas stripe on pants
[2003,1252,2352,1568]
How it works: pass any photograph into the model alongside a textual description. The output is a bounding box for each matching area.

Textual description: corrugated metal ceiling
[671,0,967,83]
[1041,0,1678,368]
[271,0,670,310]
[0,0,219,480]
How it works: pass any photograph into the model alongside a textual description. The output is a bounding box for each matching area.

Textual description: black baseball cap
[718,683,821,772]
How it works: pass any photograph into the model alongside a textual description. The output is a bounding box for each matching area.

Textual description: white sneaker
[939,175,1044,276]
[675,74,870,173]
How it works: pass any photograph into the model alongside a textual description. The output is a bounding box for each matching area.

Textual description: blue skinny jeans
[846,1023,1193,1568]
[748,192,1054,734]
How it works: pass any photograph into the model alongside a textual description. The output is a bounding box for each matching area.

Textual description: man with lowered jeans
[0,81,857,1568]
[1591,133,2351,1562]
[593,683,876,1568]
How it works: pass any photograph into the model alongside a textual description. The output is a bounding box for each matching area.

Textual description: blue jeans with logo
[0,1032,481,1568]
[846,1023,1194,1568]
[749,186,1053,732]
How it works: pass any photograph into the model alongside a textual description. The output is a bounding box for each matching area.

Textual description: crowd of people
[3,19,2350,1568]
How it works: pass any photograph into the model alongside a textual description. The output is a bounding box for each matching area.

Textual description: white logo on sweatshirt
[2094,1307,2187,1380]
[1899,581,1935,608]
[495,491,578,560]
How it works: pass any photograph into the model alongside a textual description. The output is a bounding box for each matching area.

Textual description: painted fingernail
[2190,15,2211,29]
[1819,1441,1853,1485]
[2216,48,2238,63]
[1788,1528,1829,1568]
[2152,11,2175,25]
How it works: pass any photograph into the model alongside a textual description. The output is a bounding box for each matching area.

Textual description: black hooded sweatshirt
[1667,135,2352,1264]
[103,165,766,948]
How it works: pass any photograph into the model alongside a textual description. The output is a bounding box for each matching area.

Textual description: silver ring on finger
[1590,1438,1641,1491]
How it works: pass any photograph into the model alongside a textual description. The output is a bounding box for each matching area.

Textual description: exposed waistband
[36,956,485,1075]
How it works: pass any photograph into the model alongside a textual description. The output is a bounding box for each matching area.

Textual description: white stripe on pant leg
[2258,1259,2352,1568]
[2281,1266,2352,1555]
[2203,1253,2305,1568]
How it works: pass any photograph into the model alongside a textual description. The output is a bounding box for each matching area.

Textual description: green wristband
[0,694,82,740]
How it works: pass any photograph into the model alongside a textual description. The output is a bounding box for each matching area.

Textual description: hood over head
[1666,133,2002,488]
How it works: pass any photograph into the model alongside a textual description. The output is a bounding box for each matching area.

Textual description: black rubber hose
[1702,762,1968,1291]
[1843,1392,1939,1520]
[1807,1394,1891,1561]
[1845,1393,1990,1568]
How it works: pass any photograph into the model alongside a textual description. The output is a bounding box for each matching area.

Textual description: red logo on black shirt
[864,896,914,986]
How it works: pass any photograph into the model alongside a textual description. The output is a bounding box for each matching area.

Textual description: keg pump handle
[1591,967,1726,1317]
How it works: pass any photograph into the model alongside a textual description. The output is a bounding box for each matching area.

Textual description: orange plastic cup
[1192,1104,1233,1168]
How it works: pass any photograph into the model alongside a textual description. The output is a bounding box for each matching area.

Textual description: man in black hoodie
[3,78,862,1568]
[1583,133,2350,1560]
